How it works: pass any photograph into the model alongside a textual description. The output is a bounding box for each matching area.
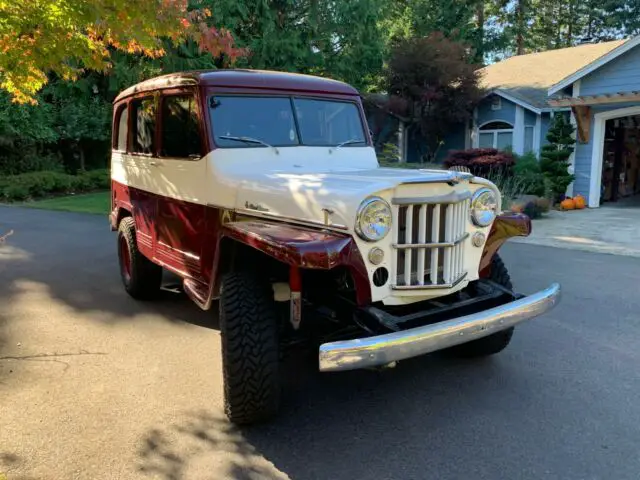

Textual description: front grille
[392,196,470,289]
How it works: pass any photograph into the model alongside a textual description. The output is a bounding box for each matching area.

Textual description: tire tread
[220,272,280,425]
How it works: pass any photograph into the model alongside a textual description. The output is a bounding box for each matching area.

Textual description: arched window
[478,121,513,150]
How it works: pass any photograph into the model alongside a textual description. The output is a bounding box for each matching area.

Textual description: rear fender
[220,220,371,305]
[479,213,531,276]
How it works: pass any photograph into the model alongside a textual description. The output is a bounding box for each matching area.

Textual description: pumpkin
[574,194,586,209]
[560,197,576,210]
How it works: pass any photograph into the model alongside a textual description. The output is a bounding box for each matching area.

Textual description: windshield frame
[208,93,370,149]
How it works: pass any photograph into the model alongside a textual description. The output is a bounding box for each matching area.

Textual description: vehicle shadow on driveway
[0,207,217,387]
[0,208,216,320]
[136,352,528,480]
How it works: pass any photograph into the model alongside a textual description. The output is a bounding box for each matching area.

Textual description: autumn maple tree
[0,0,244,103]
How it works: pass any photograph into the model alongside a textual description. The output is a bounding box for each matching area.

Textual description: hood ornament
[447,166,472,185]
[322,208,334,226]
[245,201,269,212]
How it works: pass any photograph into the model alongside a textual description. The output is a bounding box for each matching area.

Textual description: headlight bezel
[355,196,392,242]
[470,188,498,227]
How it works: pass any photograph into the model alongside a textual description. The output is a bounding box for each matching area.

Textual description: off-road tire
[219,272,280,425]
[117,217,162,300]
[447,254,515,358]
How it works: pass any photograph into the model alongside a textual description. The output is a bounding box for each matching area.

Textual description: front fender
[221,220,371,305]
[479,212,531,275]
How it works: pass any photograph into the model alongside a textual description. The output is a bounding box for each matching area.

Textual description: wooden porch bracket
[572,105,591,143]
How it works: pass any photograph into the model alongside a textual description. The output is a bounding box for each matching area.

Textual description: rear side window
[131,97,156,154]
[161,95,201,158]
[113,104,128,151]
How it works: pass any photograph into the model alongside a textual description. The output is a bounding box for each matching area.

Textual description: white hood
[209,146,472,229]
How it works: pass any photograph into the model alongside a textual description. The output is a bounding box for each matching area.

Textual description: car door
[154,90,208,281]
[126,95,160,259]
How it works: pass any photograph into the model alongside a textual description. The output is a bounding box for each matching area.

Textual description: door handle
[149,161,159,166]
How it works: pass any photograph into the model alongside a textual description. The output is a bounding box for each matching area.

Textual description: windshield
[209,96,366,148]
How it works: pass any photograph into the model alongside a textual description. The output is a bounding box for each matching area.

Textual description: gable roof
[479,39,630,109]
[548,36,640,95]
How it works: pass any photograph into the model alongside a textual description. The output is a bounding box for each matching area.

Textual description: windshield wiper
[334,138,365,149]
[218,135,277,150]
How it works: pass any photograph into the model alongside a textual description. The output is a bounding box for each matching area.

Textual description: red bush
[444,148,515,176]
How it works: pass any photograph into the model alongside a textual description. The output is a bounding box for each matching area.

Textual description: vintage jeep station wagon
[110,70,560,424]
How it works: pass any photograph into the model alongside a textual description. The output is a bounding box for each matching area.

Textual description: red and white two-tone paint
[110,70,560,425]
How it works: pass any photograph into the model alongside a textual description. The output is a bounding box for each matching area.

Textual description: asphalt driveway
[1,206,640,480]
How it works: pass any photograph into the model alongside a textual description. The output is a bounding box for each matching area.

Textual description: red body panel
[222,221,370,305]
[111,182,371,306]
[155,196,206,278]
[479,212,532,277]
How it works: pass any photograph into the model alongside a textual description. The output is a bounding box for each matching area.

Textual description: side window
[131,97,156,154]
[160,94,201,158]
[113,104,128,151]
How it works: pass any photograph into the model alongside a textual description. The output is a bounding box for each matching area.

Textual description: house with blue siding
[384,36,640,208]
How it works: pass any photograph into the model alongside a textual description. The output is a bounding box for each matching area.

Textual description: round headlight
[355,197,392,242]
[471,188,498,227]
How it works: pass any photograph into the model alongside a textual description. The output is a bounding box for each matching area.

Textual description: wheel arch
[208,220,371,305]
[479,212,531,277]
[110,205,133,231]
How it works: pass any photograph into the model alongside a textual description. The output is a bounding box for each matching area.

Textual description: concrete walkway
[512,196,640,257]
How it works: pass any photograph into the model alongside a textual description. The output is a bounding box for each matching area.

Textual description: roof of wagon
[114,69,359,102]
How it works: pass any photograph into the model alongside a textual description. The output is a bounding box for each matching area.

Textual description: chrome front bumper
[318,283,561,372]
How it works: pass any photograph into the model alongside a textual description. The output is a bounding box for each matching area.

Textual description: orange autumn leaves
[0,0,246,104]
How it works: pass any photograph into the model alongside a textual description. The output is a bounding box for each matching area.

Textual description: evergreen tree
[540,115,576,201]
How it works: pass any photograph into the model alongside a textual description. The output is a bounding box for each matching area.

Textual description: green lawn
[23,191,110,215]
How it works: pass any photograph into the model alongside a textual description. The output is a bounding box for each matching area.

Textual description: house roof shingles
[480,39,629,109]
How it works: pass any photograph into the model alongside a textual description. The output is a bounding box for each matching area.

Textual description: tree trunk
[78,142,86,172]
[515,0,526,55]
[567,0,574,46]
[476,0,485,61]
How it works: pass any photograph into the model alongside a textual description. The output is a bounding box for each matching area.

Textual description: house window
[478,121,513,150]
[524,126,534,153]
[160,94,201,158]
[491,96,502,111]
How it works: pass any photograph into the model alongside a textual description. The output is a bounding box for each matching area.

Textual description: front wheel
[219,272,281,425]
[446,254,515,358]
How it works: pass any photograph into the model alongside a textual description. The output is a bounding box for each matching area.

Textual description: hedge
[443,148,515,177]
[0,169,110,202]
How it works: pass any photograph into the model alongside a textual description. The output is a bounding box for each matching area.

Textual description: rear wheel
[117,217,162,300]
[447,254,515,358]
[219,272,281,425]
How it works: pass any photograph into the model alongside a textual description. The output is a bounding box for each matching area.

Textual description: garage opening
[601,115,640,203]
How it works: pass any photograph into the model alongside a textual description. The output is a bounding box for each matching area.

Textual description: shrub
[444,148,515,177]
[3,183,30,201]
[377,143,401,163]
[85,169,111,189]
[484,169,529,211]
[513,152,545,196]
[379,160,443,170]
[540,115,575,201]
[0,148,64,175]
[0,169,110,201]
